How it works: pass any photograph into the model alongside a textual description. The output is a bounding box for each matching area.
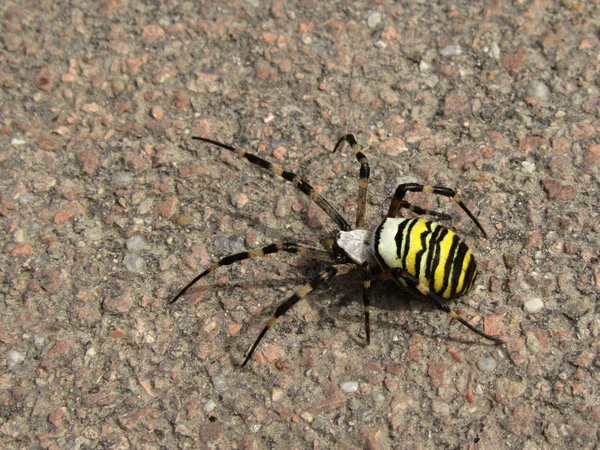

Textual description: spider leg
[389,268,503,344]
[360,262,373,345]
[192,137,351,231]
[400,200,452,220]
[169,242,335,304]
[241,262,357,367]
[333,134,369,228]
[387,183,487,238]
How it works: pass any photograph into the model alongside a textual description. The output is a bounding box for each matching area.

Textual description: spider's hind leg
[169,242,335,304]
[361,262,374,345]
[389,268,503,344]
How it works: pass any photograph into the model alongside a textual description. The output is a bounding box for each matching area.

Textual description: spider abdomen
[372,217,478,300]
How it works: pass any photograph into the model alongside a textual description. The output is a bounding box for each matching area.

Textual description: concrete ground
[1,1,599,449]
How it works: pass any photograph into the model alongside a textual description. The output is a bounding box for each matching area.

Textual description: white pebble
[271,387,285,402]
[340,381,359,393]
[203,399,217,413]
[211,374,227,391]
[8,350,25,366]
[490,42,501,60]
[13,229,26,243]
[524,297,544,313]
[521,161,536,173]
[126,235,148,252]
[123,253,146,272]
[300,412,314,422]
[419,61,432,74]
[527,80,550,101]
[440,44,462,57]
[112,171,132,186]
[477,357,497,372]
[367,12,382,29]
[33,334,45,350]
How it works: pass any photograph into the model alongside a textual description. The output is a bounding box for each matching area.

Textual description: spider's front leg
[334,134,370,228]
[192,137,352,231]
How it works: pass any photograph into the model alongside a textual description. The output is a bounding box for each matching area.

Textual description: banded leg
[389,268,503,344]
[169,242,335,304]
[387,183,487,238]
[400,201,452,221]
[242,263,358,367]
[192,137,351,231]
[361,262,374,345]
[333,134,370,228]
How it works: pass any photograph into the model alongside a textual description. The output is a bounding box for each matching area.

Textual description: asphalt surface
[1,1,599,449]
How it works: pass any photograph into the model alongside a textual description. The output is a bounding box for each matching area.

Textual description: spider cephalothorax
[170,134,503,367]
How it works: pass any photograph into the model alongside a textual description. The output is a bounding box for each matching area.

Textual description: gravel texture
[1,1,599,449]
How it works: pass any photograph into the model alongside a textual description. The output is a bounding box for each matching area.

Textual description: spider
[170,134,504,367]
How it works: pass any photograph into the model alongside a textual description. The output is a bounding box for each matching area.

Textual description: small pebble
[232,193,249,209]
[524,297,544,313]
[13,229,26,243]
[490,42,500,60]
[272,146,286,160]
[8,350,25,366]
[272,387,285,402]
[113,172,132,186]
[213,234,245,254]
[521,161,536,173]
[440,44,462,57]
[33,254,52,268]
[84,226,104,242]
[212,374,227,391]
[477,357,497,372]
[126,235,148,252]
[527,80,550,101]
[150,105,163,119]
[175,214,193,226]
[111,78,126,94]
[123,253,146,272]
[525,331,543,353]
[419,61,431,73]
[340,381,359,393]
[33,334,45,350]
[367,12,382,29]
[371,392,386,407]
[203,399,217,413]
[18,193,35,204]
[300,412,314,422]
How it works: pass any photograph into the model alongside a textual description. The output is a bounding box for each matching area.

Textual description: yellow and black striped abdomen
[372,217,477,299]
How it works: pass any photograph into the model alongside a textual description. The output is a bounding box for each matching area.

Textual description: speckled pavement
[1,1,599,449]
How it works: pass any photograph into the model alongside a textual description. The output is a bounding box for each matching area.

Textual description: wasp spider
[171,134,503,366]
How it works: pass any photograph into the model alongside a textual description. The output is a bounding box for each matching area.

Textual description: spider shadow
[185,259,482,347]
[306,272,488,348]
